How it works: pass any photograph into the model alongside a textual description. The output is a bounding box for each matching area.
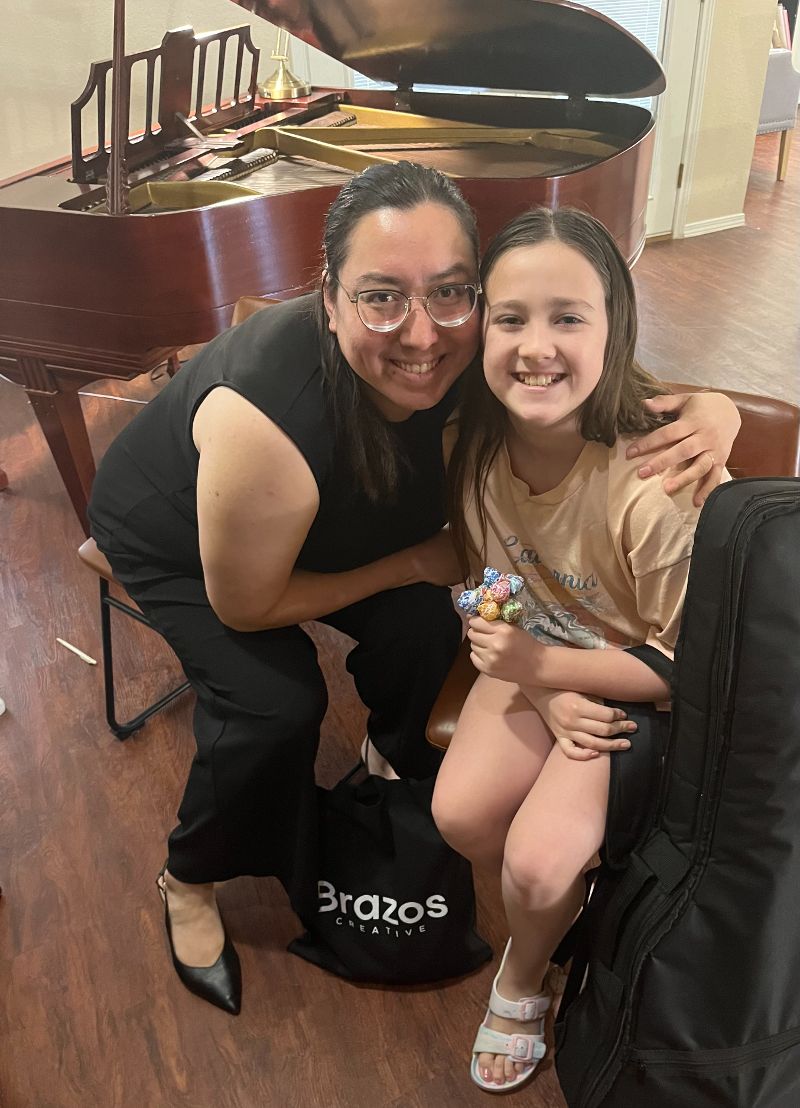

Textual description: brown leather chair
[426,385,800,751]
[674,384,800,480]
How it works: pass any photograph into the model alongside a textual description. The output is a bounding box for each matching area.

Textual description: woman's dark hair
[448,206,671,581]
[313,161,479,501]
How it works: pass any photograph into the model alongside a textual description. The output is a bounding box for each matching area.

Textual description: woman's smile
[391,355,444,377]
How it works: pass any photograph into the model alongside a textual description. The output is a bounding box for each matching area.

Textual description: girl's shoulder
[605,436,704,533]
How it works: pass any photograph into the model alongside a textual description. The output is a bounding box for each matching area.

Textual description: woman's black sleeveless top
[88,295,457,578]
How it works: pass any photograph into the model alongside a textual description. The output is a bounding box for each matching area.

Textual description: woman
[88,162,739,1015]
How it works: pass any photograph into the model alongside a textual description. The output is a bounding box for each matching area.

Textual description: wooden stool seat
[78,537,190,739]
[78,537,115,583]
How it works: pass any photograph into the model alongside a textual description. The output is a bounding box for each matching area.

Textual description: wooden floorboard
[634,131,798,400]
[0,135,797,1107]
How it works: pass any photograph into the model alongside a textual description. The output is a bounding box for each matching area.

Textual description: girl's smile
[512,371,566,388]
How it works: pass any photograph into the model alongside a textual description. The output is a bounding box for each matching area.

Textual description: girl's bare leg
[433,674,561,1082]
[432,672,554,874]
[480,743,610,1086]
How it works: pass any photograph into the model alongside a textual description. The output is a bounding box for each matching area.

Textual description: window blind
[580,1,664,58]
[581,0,666,109]
[350,2,666,95]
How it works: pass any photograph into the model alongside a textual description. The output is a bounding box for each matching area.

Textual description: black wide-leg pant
[91,546,462,899]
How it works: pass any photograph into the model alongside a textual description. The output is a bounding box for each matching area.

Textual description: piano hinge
[394,87,412,112]
[676,162,685,189]
[565,94,585,126]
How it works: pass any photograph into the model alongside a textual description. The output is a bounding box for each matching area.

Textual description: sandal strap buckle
[490,988,551,1022]
[519,995,550,1020]
[509,1035,546,1063]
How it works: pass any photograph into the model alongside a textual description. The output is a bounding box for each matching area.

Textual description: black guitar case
[555,478,800,1107]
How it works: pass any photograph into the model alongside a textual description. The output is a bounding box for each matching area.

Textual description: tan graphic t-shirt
[460,436,721,663]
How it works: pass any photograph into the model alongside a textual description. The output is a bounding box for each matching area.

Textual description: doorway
[582,1,706,237]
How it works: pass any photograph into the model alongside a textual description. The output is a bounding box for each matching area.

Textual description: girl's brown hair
[447,206,670,582]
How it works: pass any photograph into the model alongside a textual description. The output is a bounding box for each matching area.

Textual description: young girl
[432,207,722,1092]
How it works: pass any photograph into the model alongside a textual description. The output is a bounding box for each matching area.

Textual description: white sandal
[470,939,550,1093]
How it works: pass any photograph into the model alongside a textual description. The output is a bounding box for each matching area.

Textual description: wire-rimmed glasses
[337,280,481,333]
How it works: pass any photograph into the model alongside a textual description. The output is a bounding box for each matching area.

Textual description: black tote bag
[289,762,492,985]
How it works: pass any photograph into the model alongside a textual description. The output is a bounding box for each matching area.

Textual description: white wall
[684,0,775,231]
[0,0,286,179]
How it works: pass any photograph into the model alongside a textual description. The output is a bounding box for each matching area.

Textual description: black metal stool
[78,538,191,739]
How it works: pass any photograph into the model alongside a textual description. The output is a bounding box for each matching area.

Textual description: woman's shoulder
[181,294,321,398]
[197,295,333,479]
[221,295,326,415]
[226,294,319,366]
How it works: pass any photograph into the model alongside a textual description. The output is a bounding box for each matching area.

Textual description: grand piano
[0,0,664,533]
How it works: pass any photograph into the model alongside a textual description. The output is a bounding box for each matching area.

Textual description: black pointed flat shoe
[156,866,242,1015]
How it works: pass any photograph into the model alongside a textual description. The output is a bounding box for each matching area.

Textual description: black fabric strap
[623,643,674,685]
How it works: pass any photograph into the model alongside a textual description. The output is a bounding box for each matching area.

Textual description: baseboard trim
[682,213,746,238]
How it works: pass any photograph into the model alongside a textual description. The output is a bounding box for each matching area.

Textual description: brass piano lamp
[258,27,311,99]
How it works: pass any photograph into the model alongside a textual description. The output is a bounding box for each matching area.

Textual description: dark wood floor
[634,133,798,401]
[0,134,797,1108]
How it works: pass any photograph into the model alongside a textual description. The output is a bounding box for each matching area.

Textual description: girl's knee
[502,841,582,912]
[432,786,504,869]
[431,782,457,840]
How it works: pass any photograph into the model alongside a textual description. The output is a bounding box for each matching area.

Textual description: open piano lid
[230,0,665,100]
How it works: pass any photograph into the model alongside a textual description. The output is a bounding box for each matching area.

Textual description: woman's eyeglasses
[337,280,481,333]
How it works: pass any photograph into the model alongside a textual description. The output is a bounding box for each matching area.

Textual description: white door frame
[648,0,717,237]
[669,0,718,237]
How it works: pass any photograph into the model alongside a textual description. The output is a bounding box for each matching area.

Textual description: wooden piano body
[0,0,664,532]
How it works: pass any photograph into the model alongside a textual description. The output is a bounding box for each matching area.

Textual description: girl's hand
[627,392,740,507]
[467,617,543,685]
[527,687,636,761]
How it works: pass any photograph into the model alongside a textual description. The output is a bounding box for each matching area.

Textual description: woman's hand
[467,617,539,685]
[627,392,740,507]
[526,687,636,761]
[405,529,463,587]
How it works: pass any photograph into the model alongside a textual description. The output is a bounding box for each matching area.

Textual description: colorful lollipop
[456,567,526,624]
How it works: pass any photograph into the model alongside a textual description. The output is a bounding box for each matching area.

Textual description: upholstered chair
[757,46,800,181]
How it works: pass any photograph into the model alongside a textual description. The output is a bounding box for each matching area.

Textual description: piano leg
[28,389,95,535]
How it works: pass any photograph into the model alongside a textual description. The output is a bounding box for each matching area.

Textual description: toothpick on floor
[56,638,97,665]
